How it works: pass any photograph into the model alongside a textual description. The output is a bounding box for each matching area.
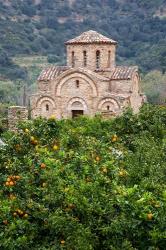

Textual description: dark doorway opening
[72,110,84,118]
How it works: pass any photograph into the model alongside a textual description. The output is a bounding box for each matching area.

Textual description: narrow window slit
[76,80,79,88]
[96,50,100,69]
[46,104,49,111]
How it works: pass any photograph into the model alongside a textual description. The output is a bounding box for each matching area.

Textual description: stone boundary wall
[8,106,28,131]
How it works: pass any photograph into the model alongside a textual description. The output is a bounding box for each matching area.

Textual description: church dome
[65,30,117,45]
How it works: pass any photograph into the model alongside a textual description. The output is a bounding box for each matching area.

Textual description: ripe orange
[9,194,16,200]
[15,144,21,151]
[53,145,59,151]
[49,115,56,120]
[3,220,8,225]
[86,177,92,182]
[17,209,23,215]
[96,156,100,162]
[7,177,11,182]
[5,181,10,186]
[68,204,75,209]
[24,128,29,133]
[9,181,15,186]
[101,167,108,173]
[13,175,21,181]
[42,183,47,187]
[34,140,38,145]
[119,170,127,177]
[147,213,153,220]
[40,163,46,169]
[111,135,118,142]
[23,214,28,219]
[60,240,65,244]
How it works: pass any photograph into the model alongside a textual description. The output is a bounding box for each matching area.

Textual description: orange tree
[0,104,166,250]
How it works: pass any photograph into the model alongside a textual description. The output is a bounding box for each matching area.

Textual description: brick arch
[56,72,98,97]
[36,96,56,109]
[98,98,120,111]
[67,97,88,112]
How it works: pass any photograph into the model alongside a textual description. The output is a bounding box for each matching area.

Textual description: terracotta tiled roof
[38,66,138,82]
[65,30,117,45]
[38,66,70,81]
[110,66,138,80]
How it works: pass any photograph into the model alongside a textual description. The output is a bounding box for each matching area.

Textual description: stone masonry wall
[66,44,116,71]
[8,106,28,131]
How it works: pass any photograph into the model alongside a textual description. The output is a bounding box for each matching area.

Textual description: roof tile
[38,66,70,81]
[65,30,117,45]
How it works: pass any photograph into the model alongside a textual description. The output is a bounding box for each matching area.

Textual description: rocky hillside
[0,0,165,77]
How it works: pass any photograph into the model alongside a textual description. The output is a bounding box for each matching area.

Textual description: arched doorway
[67,97,88,118]
[71,101,84,118]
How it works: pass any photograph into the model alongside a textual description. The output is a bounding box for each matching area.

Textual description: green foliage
[0,103,8,134]
[141,71,166,104]
[0,105,166,249]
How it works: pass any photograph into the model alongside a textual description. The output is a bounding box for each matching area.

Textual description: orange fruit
[111,135,118,142]
[53,145,59,151]
[7,177,11,182]
[30,136,35,141]
[9,181,15,186]
[60,240,65,244]
[40,163,46,169]
[102,167,108,173]
[23,214,28,219]
[30,137,38,145]
[118,170,127,177]
[86,177,91,182]
[3,220,8,225]
[49,115,56,120]
[96,156,100,162]
[15,144,21,151]
[17,209,23,215]
[42,183,47,187]
[13,212,17,217]
[24,128,29,133]
[14,175,21,180]
[68,204,75,209]
[34,140,38,145]
[9,194,16,200]
[5,182,10,186]
[147,213,153,220]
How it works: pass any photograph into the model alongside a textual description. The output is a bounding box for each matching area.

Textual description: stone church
[30,30,145,119]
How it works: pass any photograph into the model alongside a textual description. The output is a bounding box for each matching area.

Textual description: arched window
[46,104,49,111]
[83,51,87,67]
[71,51,75,67]
[76,80,79,88]
[108,51,111,68]
[107,105,110,111]
[96,50,100,69]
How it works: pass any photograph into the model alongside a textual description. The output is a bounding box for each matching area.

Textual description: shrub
[0,105,165,249]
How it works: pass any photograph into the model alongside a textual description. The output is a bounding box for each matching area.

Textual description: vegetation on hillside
[0,0,165,76]
[0,105,166,249]
[0,0,165,117]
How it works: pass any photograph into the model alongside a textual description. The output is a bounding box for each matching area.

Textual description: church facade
[30,30,145,119]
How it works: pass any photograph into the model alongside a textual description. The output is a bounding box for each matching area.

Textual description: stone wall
[66,43,116,71]
[8,106,28,131]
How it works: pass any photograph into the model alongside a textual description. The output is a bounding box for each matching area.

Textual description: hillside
[0,0,165,77]
[0,0,165,109]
